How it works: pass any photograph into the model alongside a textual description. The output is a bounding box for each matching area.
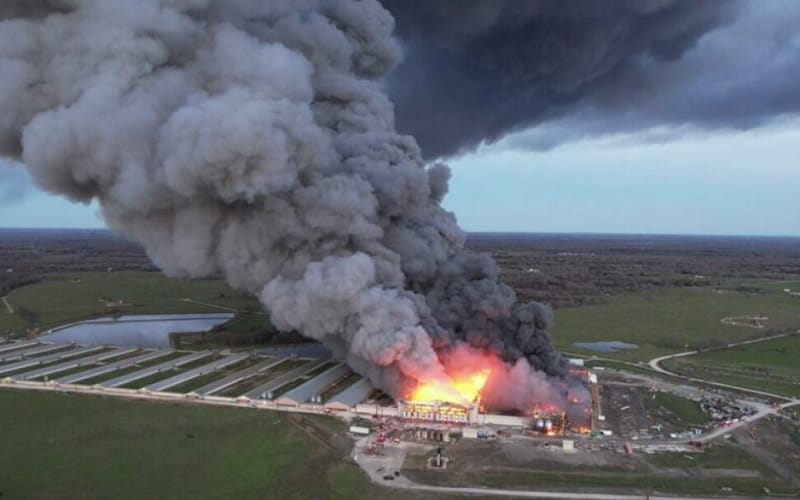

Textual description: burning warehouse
[0,2,598,430]
[392,361,596,433]
[398,399,480,424]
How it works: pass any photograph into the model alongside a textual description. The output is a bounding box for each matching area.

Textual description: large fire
[408,369,491,405]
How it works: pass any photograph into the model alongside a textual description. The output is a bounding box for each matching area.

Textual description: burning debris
[409,369,490,406]
[0,0,570,412]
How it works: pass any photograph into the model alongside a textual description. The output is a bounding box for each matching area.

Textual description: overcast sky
[5,120,797,235]
[1,0,799,236]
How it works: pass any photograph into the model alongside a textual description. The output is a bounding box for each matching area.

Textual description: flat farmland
[0,389,437,500]
[553,284,800,361]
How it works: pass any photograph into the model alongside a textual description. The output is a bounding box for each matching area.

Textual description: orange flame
[409,369,491,405]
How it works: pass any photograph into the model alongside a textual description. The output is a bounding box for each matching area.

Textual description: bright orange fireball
[409,369,491,404]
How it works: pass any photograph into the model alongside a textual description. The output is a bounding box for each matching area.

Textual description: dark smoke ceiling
[382,0,800,158]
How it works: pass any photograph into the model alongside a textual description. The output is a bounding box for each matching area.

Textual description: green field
[0,271,261,335]
[0,389,430,500]
[647,443,771,472]
[0,271,290,350]
[663,335,800,398]
[405,459,792,497]
[553,284,800,361]
[652,392,707,426]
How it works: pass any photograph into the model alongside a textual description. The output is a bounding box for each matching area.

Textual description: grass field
[0,271,262,334]
[647,443,771,472]
[652,392,707,426]
[0,389,431,500]
[405,460,792,496]
[553,284,800,361]
[663,335,800,398]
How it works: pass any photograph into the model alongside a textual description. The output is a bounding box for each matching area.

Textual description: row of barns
[0,340,383,413]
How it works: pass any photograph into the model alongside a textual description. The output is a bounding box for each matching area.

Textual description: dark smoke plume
[382,0,741,158]
[0,0,562,400]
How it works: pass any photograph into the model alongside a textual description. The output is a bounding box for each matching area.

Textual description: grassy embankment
[0,389,431,500]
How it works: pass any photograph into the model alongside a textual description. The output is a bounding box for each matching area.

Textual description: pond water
[39,313,235,349]
[570,340,640,353]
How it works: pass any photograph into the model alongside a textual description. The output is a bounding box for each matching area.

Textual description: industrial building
[242,359,327,400]
[146,352,249,392]
[15,347,137,381]
[0,346,103,376]
[324,378,373,412]
[398,399,480,424]
[100,351,212,388]
[57,349,174,384]
[275,363,350,407]
[0,340,597,438]
[194,357,286,396]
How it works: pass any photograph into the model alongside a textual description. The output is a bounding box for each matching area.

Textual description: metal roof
[242,359,327,399]
[195,357,286,396]
[14,347,137,381]
[324,377,373,410]
[56,349,171,384]
[0,340,39,354]
[276,363,351,406]
[0,346,103,376]
[0,343,71,362]
[146,353,250,392]
[100,351,212,388]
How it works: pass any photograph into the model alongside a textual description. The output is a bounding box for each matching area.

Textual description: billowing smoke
[0,0,563,403]
[382,0,741,158]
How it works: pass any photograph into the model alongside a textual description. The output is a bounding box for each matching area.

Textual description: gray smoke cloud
[0,0,562,402]
[382,0,770,158]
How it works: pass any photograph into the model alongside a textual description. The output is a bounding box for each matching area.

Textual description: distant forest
[2,228,799,308]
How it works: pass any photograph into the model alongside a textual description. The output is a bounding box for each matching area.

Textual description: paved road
[639,332,800,440]
[353,332,800,498]
[404,485,754,500]
[1,364,791,500]
[648,331,797,401]
[3,318,796,499]
[352,436,758,500]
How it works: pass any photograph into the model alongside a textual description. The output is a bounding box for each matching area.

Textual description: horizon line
[1,226,799,239]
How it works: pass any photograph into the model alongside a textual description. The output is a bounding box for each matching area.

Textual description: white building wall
[481,414,532,427]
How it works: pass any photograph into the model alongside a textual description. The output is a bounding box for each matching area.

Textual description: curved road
[359,331,800,498]
[648,331,797,401]
[353,436,760,500]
